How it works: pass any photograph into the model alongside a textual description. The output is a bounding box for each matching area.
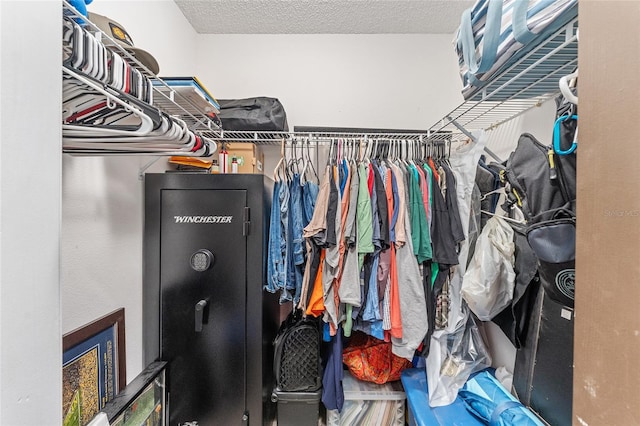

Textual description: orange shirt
[306,250,326,317]
[385,169,402,339]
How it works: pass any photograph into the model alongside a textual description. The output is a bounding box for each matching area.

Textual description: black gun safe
[144,173,280,425]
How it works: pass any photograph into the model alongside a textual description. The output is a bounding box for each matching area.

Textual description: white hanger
[480,188,505,201]
[273,138,287,182]
[63,67,154,137]
[559,69,578,105]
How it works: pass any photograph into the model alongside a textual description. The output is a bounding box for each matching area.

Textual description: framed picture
[62,308,126,426]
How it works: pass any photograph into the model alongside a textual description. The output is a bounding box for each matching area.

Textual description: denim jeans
[279,180,291,303]
[302,181,319,227]
[265,181,282,294]
[289,174,305,303]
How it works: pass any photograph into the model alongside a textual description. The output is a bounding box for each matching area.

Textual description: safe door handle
[195,299,209,332]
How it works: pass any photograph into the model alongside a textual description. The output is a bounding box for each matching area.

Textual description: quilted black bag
[273,310,321,392]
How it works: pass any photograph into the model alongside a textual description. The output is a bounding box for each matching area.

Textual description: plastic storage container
[272,389,321,426]
[327,371,406,426]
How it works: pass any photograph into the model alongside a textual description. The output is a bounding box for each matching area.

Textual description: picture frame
[62,308,126,426]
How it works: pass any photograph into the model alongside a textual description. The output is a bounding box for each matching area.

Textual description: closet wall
[62,0,553,384]
[1,2,61,422]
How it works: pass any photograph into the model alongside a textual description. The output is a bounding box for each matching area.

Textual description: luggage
[455,0,578,100]
[218,97,289,132]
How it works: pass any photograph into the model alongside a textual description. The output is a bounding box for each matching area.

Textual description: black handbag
[218,97,289,132]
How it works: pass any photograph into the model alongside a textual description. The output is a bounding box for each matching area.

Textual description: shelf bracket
[447,116,477,142]
[447,117,502,163]
[139,157,162,180]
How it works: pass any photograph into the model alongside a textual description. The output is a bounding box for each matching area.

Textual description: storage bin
[326,371,405,426]
[272,389,321,426]
[401,368,484,426]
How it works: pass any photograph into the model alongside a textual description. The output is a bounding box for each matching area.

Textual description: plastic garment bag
[426,308,492,407]
[461,216,516,321]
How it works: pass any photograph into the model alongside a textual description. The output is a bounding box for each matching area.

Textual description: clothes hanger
[300,137,316,185]
[559,70,578,106]
[480,210,526,225]
[63,137,216,156]
[63,67,154,137]
[63,66,163,130]
[273,138,286,182]
[480,188,505,201]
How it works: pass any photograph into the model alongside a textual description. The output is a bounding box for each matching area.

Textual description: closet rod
[204,130,457,145]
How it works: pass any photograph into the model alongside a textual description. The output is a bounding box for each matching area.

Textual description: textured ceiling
[174,0,474,34]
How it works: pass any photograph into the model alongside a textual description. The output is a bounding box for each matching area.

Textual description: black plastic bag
[218,97,289,132]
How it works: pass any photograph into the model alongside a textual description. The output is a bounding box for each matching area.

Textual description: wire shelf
[428,18,578,135]
[62,0,220,135]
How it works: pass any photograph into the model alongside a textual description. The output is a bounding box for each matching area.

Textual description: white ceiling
[174,0,474,34]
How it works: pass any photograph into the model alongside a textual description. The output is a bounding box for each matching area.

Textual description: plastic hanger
[559,70,578,106]
[273,139,285,182]
[480,210,526,225]
[63,67,154,136]
[480,188,504,201]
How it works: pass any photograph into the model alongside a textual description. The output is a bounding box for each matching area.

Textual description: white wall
[196,34,464,130]
[1,1,61,423]
[196,33,465,173]
[61,0,198,384]
[87,0,198,77]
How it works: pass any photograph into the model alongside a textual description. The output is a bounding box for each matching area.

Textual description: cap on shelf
[87,12,160,75]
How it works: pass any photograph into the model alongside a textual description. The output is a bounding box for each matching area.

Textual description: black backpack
[272,310,322,392]
[502,105,577,308]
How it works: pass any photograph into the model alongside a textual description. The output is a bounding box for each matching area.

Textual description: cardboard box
[220,143,264,174]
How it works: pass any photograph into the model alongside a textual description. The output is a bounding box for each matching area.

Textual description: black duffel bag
[218,97,289,132]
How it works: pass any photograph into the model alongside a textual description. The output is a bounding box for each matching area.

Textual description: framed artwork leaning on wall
[62,308,126,426]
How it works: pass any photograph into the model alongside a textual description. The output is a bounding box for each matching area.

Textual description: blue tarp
[459,371,544,426]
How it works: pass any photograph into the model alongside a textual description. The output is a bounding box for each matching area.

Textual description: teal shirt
[356,163,374,269]
[407,164,431,263]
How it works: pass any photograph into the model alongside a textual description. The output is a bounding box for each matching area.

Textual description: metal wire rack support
[428,18,578,139]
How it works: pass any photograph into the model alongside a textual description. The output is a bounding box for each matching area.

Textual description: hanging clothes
[446,133,487,331]
[390,162,428,361]
[291,138,489,373]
